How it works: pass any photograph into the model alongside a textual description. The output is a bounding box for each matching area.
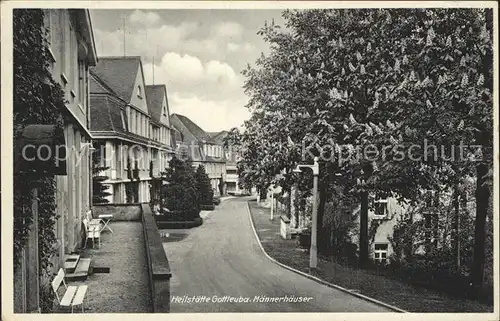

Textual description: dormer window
[137,85,142,98]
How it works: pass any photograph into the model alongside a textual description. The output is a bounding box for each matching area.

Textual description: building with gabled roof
[145,84,176,202]
[89,56,176,204]
[208,130,243,195]
[171,114,227,194]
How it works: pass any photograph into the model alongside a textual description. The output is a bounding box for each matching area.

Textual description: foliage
[13,9,65,280]
[39,281,56,313]
[223,127,242,149]
[91,151,111,204]
[240,8,493,289]
[162,157,200,220]
[195,165,213,205]
[322,197,358,260]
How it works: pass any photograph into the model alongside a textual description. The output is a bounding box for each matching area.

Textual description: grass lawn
[248,200,493,313]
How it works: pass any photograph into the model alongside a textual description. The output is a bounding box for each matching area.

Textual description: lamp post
[293,156,319,272]
[270,188,274,221]
[357,169,369,269]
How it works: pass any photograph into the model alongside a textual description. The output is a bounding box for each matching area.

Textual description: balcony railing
[226,173,239,181]
[96,169,117,180]
[150,161,161,178]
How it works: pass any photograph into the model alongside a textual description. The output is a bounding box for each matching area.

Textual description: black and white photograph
[1,1,498,319]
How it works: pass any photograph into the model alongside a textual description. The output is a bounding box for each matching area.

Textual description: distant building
[208,130,242,195]
[90,56,176,203]
[145,84,176,201]
[348,181,477,265]
[170,114,226,194]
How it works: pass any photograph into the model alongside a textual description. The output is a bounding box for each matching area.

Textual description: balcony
[132,168,139,180]
[97,169,117,180]
[226,173,239,182]
[149,161,161,178]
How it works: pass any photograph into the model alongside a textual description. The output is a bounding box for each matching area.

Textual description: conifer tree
[163,157,200,220]
[195,165,214,205]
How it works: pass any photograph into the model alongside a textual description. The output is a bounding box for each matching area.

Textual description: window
[135,113,139,134]
[78,60,85,109]
[424,213,438,229]
[374,244,388,265]
[139,114,142,136]
[126,107,131,130]
[373,199,388,218]
[120,109,127,131]
[163,105,167,117]
[70,24,78,102]
[129,109,135,133]
[59,11,68,85]
[44,10,56,63]
[137,85,142,98]
[424,190,439,208]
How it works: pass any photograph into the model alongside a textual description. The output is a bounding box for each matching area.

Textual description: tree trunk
[453,185,460,268]
[286,187,291,219]
[294,187,299,228]
[404,210,413,259]
[259,186,267,201]
[470,7,494,296]
[359,190,369,268]
[471,162,490,294]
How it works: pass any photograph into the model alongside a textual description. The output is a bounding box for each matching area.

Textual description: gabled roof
[145,85,166,123]
[89,72,128,133]
[209,130,229,144]
[90,56,142,103]
[90,95,127,133]
[90,71,119,96]
[170,114,212,144]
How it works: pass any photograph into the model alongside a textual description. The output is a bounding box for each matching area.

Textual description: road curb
[201,197,236,219]
[246,201,408,313]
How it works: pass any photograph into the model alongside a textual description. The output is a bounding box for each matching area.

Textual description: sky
[90,9,286,132]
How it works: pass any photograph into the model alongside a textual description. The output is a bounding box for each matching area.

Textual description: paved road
[162,197,390,312]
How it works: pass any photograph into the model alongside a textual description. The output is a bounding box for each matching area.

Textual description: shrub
[92,148,111,204]
[155,217,203,229]
[162,157,200,220]
[195,165,213,205]
[200,204,215,211]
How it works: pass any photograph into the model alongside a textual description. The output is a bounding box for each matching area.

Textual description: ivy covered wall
[13,9,66,312]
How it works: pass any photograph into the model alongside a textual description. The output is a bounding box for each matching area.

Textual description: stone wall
[141,203,172,312]
[92,203,142,221]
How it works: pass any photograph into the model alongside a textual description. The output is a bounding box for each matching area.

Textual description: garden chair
[86,210,102,228]
[83,218,101,249]
[51,268,88,313]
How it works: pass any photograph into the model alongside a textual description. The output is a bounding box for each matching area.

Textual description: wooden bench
[51,268,88,313]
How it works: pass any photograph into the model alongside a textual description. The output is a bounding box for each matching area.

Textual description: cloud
[142,52,248,131]
[160,52,205,82]
[182,38,219,56]
[168,92,250,132]
[226,42,255,53]
[94,22,199,58]
[92,12,254,131]
[129,10,162,26]
[205,60,237,85]
[143,52,243,90]
[211,21,244,39]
